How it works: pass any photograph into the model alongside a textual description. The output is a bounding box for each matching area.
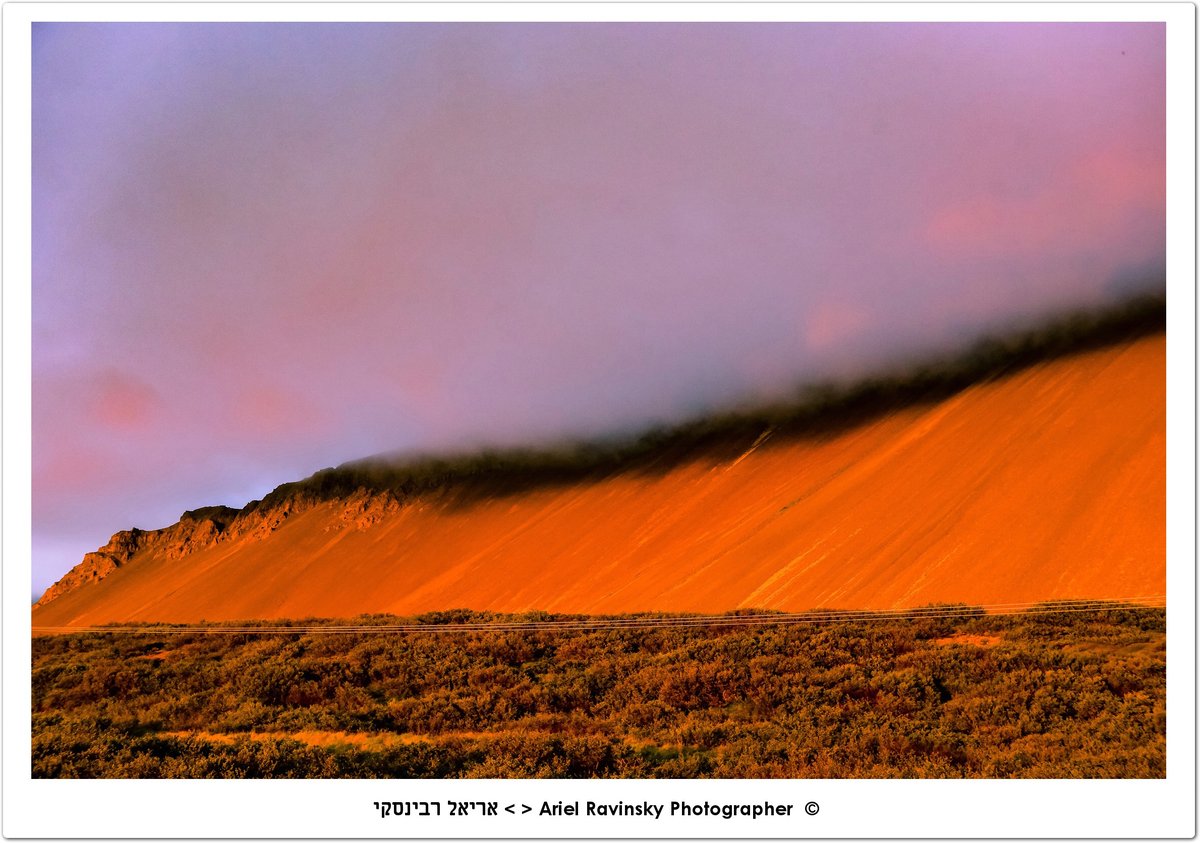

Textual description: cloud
[88,370,162,431]
[230,384,328,440]
[925,146,1164,262]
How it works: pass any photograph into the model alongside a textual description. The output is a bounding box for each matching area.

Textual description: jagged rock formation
[35,529,150,606]
[37,508,237,607]
[36,493,403,608]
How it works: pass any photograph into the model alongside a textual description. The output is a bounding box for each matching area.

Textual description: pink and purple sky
[32,23,1164,598]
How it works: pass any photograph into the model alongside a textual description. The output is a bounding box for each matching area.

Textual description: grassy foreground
[32,604,1164,778]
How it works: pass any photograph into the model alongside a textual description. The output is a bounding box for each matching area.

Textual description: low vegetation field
[32,603,1164,778]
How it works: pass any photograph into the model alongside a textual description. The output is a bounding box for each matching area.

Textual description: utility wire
[32,597,1166,636]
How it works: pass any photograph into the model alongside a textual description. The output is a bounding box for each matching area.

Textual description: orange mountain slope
[33,333,1164,627]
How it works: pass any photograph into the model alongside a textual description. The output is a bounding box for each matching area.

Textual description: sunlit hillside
[33,325,1164,627]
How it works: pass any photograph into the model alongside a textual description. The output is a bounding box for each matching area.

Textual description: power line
[32,597,1166,636]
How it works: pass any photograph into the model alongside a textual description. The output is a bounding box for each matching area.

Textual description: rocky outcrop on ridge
[34,490,403,607]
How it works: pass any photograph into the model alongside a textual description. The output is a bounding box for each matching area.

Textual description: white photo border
[3,3,1195,838]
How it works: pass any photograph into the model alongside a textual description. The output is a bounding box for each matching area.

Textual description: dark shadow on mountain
[243,290,1165,514]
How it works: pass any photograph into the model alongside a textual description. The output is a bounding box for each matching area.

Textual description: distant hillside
[34,296,1165,625]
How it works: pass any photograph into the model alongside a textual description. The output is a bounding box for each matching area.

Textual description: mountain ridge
[35,294,1166,618]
